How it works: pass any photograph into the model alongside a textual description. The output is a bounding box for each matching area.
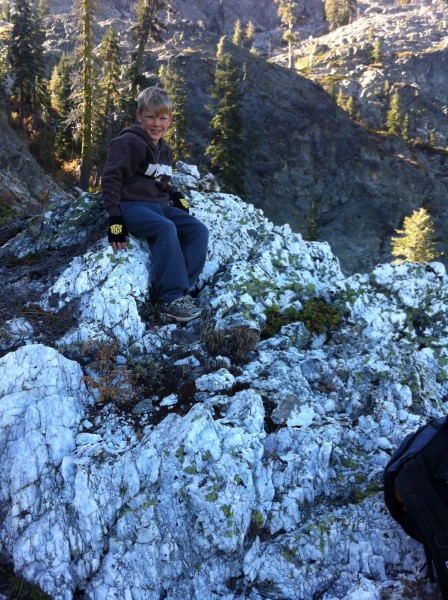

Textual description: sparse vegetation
[262,297,342,339]
[81,337,136,404]
[0,559,51,600]
[200,316,259,362]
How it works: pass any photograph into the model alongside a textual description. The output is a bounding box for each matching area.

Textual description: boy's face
[136,108,173,145]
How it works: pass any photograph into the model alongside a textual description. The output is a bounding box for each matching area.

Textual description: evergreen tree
[38,0,49,18]
[205,37,245,197]
[429,128,437,146]
[93,25,122,183]
[8,0,46,126]
[386,91,401,135]
[75,0,97,189]
[128,0,170,104]
[159,63,189,164]
[402,112,410,140]
[336,87,345,110]
[371,37,382,63]
[325,0,357,31]
[50,53,77,160]
[346,95,356,119]
[274,0,300,69]
[305,200,319,241]
[232,19,242,46]
[391,208,441,264]
[2,0,10,20]
[244,21,255,50]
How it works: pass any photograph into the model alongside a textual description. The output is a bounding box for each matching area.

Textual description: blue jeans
[120,201,209,304]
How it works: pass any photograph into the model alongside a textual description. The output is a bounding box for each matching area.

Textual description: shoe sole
[160,311,202,323]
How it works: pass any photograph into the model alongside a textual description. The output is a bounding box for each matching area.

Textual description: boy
[101,86,209,323]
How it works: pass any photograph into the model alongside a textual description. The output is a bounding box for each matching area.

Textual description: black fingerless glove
[107,216,128,244]
[170,191,190,213]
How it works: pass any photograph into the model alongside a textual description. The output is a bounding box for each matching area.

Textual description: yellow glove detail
[180,198,189,209]
[110,224,123,235]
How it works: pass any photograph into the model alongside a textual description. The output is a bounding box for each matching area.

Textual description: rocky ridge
[1,164,448,599]
[289,0,448,145]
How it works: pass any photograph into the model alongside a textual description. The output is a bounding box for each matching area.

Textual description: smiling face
[136,108,173,145]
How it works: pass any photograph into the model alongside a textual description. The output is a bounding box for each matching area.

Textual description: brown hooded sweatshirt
[101,125,176,217]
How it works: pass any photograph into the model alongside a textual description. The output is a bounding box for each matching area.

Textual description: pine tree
[386,91,401,135]
[75,0,97,190]
[274,0,300,69]
[93,25,123,184]
[325,0,357,31]
[429,129,437,146]
[159,63,189,163]
[2,0,10,20]
[371,38,382,63]
[50,53,77,160]
[391,208,441,264]
[38,0,49,17]
[127,0,170,104]
[244,21,255,50]
[346,95,356,119]
[205,37,245,197]
[232,19,242,46]
[402,112,410,141]
[305,200,319,241]
[8,0,46,126]
[336,87,345,110]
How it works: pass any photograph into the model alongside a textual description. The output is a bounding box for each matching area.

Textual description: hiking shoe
[160,296,202,323]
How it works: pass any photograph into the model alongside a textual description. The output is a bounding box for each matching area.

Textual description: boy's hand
[108,216,128,251]
[170,191,190,213]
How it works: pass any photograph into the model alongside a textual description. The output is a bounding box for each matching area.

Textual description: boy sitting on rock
[101,86,209,323]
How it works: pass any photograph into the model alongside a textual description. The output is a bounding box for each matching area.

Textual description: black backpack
[384,416,448,599]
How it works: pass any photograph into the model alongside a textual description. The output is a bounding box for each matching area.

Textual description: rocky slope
[0,164,447,599]
[289,0,448,145]
[0,97,69,228]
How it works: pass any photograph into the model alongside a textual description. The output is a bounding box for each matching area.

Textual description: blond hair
[137,86,172,114]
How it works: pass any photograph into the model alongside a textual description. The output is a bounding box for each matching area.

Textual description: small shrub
[262,297,341,339]
[81,338,136,404]
[200,317,260,363]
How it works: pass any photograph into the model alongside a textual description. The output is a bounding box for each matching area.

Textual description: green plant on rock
[262,297,341,339]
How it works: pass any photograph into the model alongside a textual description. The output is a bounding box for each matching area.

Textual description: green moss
[184,464,197,475]
[202,450,212,461]
[221,504,234,518]
[340,456,360,469]
[175,445,185,463]
[0,203,17,226]
[251,509,264,527]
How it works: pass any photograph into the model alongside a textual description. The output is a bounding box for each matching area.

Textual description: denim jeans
[120,201,209,304]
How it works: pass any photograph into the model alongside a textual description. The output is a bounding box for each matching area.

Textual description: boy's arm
[102,136,142,249]
[101,136,142,217]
